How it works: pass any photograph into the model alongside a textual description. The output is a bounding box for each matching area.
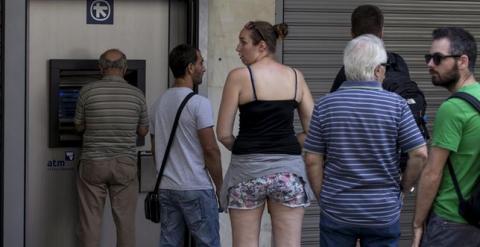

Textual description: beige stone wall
[207,1,276,246]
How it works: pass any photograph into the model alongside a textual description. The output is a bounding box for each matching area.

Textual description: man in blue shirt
[304,34,428,247]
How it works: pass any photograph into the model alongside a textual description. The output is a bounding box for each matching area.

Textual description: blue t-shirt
[304,81,425,226]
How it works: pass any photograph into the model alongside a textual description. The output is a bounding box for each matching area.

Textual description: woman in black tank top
[217,20,314,247]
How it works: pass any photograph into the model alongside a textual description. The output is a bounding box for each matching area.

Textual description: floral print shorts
[227,172,309,209]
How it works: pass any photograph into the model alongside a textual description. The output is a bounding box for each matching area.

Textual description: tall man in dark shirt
[74,49,149,247]
[331,4,429,172]
[330,4,411,92]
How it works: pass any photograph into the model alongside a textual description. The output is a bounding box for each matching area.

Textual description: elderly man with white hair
[304,34,428,247]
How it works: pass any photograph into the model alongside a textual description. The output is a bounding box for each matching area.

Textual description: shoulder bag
[144,92,195,223]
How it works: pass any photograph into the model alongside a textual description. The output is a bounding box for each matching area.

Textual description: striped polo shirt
[74,75,149,161]
[304,81,425,226]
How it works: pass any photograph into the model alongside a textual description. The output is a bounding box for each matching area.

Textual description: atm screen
[49,59,146,148]
[58,87,81,142]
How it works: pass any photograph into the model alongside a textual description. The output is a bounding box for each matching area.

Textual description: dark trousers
[421,212,480,247]
[320,213,400,247]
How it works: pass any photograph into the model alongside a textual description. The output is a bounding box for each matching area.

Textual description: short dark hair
[244,21,288,53]
[169,44,198,78]
[432,27,477,72]
[351,5,384,38]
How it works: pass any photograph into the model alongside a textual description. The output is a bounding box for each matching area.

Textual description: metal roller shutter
[279,0,480,246]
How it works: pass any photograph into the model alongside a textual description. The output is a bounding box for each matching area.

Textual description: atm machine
[48,59,146,148]
[4,0,208,246]
[47,58,165,244]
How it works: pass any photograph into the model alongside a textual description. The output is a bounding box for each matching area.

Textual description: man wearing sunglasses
[412,27,480,247]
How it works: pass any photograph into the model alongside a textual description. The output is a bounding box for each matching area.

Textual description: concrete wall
[207,1,276,246]
[27,0,169,246]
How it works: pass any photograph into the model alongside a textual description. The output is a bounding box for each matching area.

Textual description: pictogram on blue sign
[87,0,114,24]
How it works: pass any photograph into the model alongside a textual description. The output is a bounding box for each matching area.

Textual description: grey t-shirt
[150,87,214,190]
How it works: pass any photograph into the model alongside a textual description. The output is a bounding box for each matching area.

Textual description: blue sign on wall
[87,0,114,24]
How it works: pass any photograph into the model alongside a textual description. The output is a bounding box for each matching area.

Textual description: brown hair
[244,21,288,53]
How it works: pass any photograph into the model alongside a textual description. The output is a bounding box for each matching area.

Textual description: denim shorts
[227,172,309,209]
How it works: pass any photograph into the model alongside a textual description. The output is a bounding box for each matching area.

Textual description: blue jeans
[421,212,480,247]
[159,189,220,247]
[320,212,400,247]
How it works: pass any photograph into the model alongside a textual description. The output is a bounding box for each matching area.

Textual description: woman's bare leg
[268,200,305,247]
[229,205,265,247]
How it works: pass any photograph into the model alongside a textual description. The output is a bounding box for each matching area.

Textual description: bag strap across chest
[152,92,196,193]
[446,91,480,203]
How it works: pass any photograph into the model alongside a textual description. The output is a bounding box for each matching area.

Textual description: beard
[430,63,460,89]
[193,74,203,85]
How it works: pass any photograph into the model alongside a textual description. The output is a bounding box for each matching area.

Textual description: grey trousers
[421,212,480,247]
[77,157,138,247]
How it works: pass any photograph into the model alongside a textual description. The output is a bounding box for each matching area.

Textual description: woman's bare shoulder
[226,67,250,85]
[228,67,248,77]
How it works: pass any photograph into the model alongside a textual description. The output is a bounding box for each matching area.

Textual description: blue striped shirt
[304,81,425,226]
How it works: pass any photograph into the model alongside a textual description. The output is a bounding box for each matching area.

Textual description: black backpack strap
[449,91,480,112]
[445,91,480,204]
[447,158,466,203]
[330,66,346,93]
[152,92,196,193]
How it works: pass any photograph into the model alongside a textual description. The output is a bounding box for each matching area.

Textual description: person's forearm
[307,166,323,200]
[413,170,442,227]
[305,155,324,200]
[204,149,223,191]
[137,126,149,137]
[296,132,307,148]
[218,135,235,151]
[401,153,427,193]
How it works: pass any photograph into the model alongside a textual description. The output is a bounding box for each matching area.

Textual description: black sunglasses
[424,53,462,65]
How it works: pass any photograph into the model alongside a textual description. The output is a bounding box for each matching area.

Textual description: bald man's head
[98,49,127,75]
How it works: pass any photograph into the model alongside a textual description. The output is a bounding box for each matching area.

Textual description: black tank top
[232,66,301,155]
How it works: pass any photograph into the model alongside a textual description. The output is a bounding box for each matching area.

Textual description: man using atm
[74,49,149,247]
